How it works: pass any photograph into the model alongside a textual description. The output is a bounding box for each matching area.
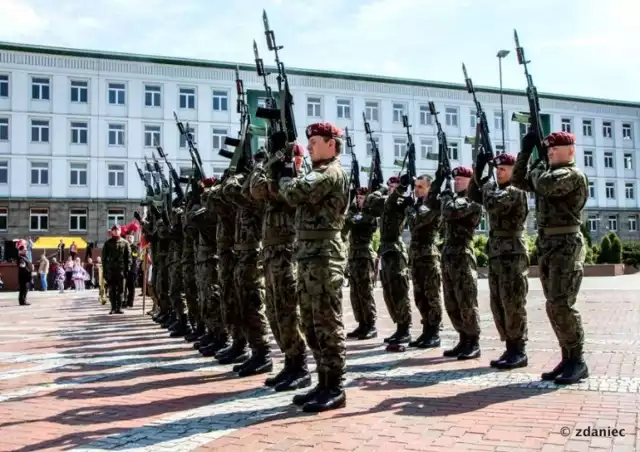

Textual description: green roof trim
[1,41,638,110]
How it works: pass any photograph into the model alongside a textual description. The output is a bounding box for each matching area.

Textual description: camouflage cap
[493,153,516,166]
[544,131,575,148]
[452,166,473,178]
[305,122,343,140]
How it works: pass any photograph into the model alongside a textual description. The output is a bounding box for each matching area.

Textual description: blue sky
[1,0,637,102]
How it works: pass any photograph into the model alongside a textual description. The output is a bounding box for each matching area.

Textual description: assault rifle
[397,114,417,198]
[362,112,384,192]
[253,39,278,147]
[344,127,360,208]
[428,101,453,192]
[135,162,164,221]
[173,112,206,180]
[514,29,545,165]
[220,66,254,175]
[155,146,185,203]
[462,63,496,183]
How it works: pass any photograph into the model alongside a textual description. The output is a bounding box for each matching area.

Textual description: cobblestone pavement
[0,277,639,452]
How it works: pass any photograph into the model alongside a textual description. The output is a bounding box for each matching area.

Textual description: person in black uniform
[17,244,33,306]
[125,233,139,308]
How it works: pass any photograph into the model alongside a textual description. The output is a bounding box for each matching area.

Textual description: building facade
[0,42,639,246]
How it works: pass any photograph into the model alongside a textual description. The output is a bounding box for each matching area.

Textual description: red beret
[452,166,473,178]
[544,132,575,148]
[305,122,343,140]
[201,177,217,188]
[111,224,120,231]
[387,176,400,185]
[292,143,304,157]
[357,187,369,196]
[493,153,516,166]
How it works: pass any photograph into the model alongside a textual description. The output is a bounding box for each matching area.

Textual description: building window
[108,124,125,146]
[583,150,594,167]
[0,117,8,141]
[420,139,435,160]
[143,124,161,147]
[70,121,88,144]
[69,162,88,186]
[561,118,572,133]
[624,153,633,170]
[179,126,195,148]
[445,107,458,127]
[31,77,50,100]
[604,152,614,169]
[0,207,6,231]
[602,121,612,138]
[336,99,351,119]
[608,215,618,231]
[469,110,477,129]
[257,97,267,108]
[623,123,633,140]
[212,90,228,112]
[212,166,226,178]
[0,75,8,98]
[366,136,380,157]
[392,103,406,123]
[179,87,195,109]
[0,161,7,184]
[31,119,50,143]
[477,214,487,232]
[108,83,126,105]
[30,208,48,231]
[179,167,191,178]
[108,164,125,187]
[582,120,593,137]
[588,181,595,199]
[419,105,433,126]
[587,215,598,232]
[393,137,407,158]
[107,208,125,228]
[30,162,49,185]
[364,101,379,122]
[605,182,615,199]
[144,85,161,107]
[629,215,637,232]
[69,209,87,232]
[69,80,88,103]
[212,128,226,150]
[494,111,503,130]
[447,142,459,160]
[307,96,322,117]
[625,182,635,200]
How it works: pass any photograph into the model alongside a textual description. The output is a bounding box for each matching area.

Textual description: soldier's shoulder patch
[419,205,429,213]
[304,172,317,182]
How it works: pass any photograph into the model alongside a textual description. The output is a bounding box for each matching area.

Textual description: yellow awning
[32,236,88,249]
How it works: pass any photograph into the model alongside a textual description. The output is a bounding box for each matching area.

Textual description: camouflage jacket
[181,206,198,266]
[400,185,441,261]
[280,156,349,261]
[427,190,483,256]
[468,176,529,258]
[101,236,132,280]
[365,185,409,257]
[167,213,184,266]
[342,201,377,261]
[209,182,236,255]
[221,173,264,252]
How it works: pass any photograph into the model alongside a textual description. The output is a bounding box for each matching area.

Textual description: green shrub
[476,250,489,268]
[526,233,539,265]
[598,235,611,263]
[372,229,380,252]
[580,223,592,247]
[622,240,640,268]
[609,234,623,264]
[585,246,596,264]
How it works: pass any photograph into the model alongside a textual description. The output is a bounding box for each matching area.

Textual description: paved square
[1,277,639,452]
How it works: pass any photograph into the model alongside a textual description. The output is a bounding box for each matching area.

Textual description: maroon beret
[357,187,369,196]
[201,177,217,188]
[452,166,473,178]
[292,143,304,157]
[387,176,400,185]
[544,132,575,148]
[493,153,516,166]
[305,122,343,140]
[111,224,120,231]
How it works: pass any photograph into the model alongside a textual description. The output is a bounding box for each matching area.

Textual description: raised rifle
[514,29,545,165]
[173,113,206,180]
[362,112,384,192]
[151,154,169,192]
[344,127,360,210]
[135,162,162,220]
[397,114,417,199]
[253,39,279,150]
[429,101,453,192]
[155,146,185,203]
[220,66,254,175]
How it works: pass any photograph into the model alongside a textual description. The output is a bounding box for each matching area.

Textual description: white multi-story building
[0,41,639,245]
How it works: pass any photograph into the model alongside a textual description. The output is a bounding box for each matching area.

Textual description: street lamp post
[496,49,510,153]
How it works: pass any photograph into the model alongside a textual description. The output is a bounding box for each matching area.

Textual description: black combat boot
[415,327,441,349]
[457,335,481,360]
[490,342,510,368]
[357,325,378,340]
[293,371,326,407]
[114,299,124,314]
[443,333,465,357]
[236,352,273,377]
[541,348,568,381]
[199,336,230,357]
[217,343,250,365]
[383,328,400,344]
[554,346,589,385]
[302,373,346,413]
[387,324,411,345]
[275,354,312,392]
[346,324,365,339]
[496,340,528,370]
[195,333,215,351]
[265,356,292,387]
[169,318,191,338]
[160,313,175,328]
[109,299,117,315]
[185,324,205,343]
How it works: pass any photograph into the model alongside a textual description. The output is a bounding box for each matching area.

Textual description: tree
[598,235,612,264]
[610,234,623,264]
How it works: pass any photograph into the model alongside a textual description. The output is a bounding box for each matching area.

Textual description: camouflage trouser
[263,244,306,359]
[347,257,377,327]
[489,254,529,342]
[411,255,442,329]
[219,250,244,344]
[441,253,480,337]
[168,261,185,319]
[154,256,171,314]
[107,277,124,311]
[182,256,200,326]
[380,251,411,326]
[297,257,346,377]
[197,255,227,338]
[539,234,585,352]
[233,249,270,355]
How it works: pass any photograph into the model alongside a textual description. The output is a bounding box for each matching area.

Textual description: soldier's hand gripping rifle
[155,146,185,204]
[362,112,384,192]
[429,101,453,192]
[514,29,546,166]
[344,127,360,209]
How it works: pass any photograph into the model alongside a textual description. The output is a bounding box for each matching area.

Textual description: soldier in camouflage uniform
[167,207,189,337]
[427,166,483,360]
[182,197,203,342]
[221,172,272,377]
[400,174,443,349]
[280,122,349,413]
[250,146,311,392]
[365,176,412,345]
[101,224,132,315]
[342,186,378,340]
[468,153,529,369]
[155,219,173,328]
[512,131,588,385]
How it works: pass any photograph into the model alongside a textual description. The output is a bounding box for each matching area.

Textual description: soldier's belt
[539,225,580,235]
[263,236,296,247]
[217,238,234,250]
[489,230,524,238]
[234,241,261,251]
[297,230,341,241]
